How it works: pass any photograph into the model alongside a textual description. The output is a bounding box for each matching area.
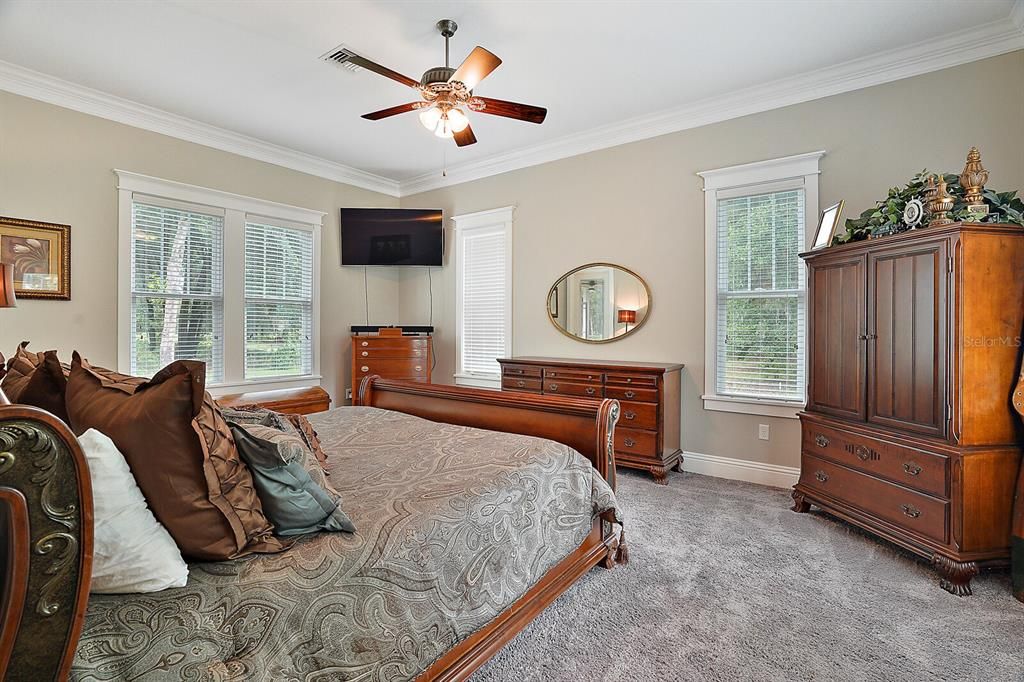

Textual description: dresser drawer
[355,358,429,378]
[544,368,604,384]
[543,380,602,398]
[615,427,658,458]
[605,372,658,388]
[502,364,543,379]
[605,385,658,403]
[502,377,542,393]
[802,421,948,497]
[800,454,948,544]
[618,401,658,430]
[356,337,430,349]
[355,346,428,359]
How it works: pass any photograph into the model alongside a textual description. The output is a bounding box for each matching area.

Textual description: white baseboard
[681,450,799,489]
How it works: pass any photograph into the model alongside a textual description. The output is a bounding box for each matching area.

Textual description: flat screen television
[340,208,444,266]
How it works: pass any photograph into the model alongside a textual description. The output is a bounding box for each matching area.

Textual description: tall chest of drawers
[498,357,684,483]
[351,329,432,399]
[795,223,1024,596]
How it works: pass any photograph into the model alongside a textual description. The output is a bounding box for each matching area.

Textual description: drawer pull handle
[814,434,830,448]
[903,462,922,476]
[512,369,523,374]
[585,387,596,396]
[854,445,873,461]
[587,375,593,380]
[516,380,525,388]
[624,390,635,399]
[901,504,921,519]
[361,341,368,347]
[549,383,559,392]
[624,411,636,420]
[626,378,632,383]
[815,471,828,483]
[624,438,636,447]
[415,366,422,372]
[361,366,369,372]
[361,351,368,357]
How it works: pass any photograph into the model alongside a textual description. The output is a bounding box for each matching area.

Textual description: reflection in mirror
[547,263,651,343]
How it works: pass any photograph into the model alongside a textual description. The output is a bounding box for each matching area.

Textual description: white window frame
[116,170,324,395]
[698,151,824,419]
[453,206,514,390]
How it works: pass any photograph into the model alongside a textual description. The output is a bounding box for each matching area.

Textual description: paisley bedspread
[72,406,621,681]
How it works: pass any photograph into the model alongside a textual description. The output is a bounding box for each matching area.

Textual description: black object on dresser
[498,357,683,483]
[794,222,1024,596]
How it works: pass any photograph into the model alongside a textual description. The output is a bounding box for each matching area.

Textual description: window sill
[454,373,501,390]
[701,394,804,419]
[208,375,322,398]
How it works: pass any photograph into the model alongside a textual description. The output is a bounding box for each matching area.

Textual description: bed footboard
[356,376,620,490]
[0,405,93,681]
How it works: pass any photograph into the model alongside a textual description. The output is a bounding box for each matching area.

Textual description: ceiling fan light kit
[350,19,547,147]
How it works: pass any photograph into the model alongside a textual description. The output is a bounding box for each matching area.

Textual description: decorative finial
[928,174,955,227]
[959,146,989,216]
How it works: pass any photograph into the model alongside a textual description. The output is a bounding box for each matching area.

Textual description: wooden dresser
[497,357,683,483]
[794,222,1024,595]
[351,328,432,398]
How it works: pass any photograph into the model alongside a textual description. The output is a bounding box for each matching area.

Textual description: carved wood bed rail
[0,377,620,681]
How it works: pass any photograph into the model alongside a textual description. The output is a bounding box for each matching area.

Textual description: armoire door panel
[867,243,947,437]
[807,257,866,419]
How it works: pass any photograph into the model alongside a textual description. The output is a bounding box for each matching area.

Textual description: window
[130,199,225,381]
[117,171,323,393]
[453,206,513,389]
[244,221,314,379]
[699,151,824,418]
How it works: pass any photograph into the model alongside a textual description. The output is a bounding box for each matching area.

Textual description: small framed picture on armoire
[811,200,844,250]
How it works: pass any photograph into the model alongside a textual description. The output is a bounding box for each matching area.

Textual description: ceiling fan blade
[453,125,477,147]
[476,97,547,124]
[449,46,501,90]
[346,54,421,89]
[361,102,422,120]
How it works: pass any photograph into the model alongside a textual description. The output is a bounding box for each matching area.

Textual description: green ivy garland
[833,170,1024,245]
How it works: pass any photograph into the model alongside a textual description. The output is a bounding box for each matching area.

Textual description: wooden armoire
[793,222,1024,595]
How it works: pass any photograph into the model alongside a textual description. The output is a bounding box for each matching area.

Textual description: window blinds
[715,188,806,401]
[130,200,224,380]
[244,220,314,379]
[459,225,508,379]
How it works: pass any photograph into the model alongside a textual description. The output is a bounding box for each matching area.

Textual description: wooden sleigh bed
[0,376,623,681]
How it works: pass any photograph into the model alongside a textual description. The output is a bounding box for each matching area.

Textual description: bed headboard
[356,376,620,490]
[0,404,93,681]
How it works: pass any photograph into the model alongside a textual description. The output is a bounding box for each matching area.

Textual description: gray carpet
[473,470,1024,681]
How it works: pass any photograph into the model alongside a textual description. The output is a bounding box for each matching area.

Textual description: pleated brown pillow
[65,353,284,560]
[2,341,45,401]
[2,342,70,423]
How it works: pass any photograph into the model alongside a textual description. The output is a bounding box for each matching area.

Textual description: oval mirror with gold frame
[547,262,651,343]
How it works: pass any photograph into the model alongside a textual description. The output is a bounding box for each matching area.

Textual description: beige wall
[0,90,399,403]
[398,51,1024,469]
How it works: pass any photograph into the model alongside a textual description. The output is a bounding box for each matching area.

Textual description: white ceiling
[0,0,1021,195]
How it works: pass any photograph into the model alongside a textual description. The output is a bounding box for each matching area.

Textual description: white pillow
[79,429,189,593]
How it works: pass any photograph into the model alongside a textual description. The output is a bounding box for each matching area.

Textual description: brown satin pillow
[2,341,45,401]
[65,353,284,560]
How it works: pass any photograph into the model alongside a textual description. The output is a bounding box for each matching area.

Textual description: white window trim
[697,151,824,419]
[115,170,325,395]
[453,206,514,390]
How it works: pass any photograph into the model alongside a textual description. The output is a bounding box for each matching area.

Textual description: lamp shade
[0,263,16,308]
[617,309,636,324]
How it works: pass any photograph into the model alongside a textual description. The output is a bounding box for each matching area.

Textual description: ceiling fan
[343,19,547,147]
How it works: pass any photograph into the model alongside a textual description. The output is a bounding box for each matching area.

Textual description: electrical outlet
[758,424,770,441]
[345,388,353,401]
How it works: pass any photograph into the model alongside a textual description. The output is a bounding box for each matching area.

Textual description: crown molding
[399,10,1024,196]
[0,60,401,197]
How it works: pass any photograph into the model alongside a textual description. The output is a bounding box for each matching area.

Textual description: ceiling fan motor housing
[420,66,455,87]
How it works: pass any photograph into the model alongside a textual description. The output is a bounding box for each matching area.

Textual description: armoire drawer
[355,347,429,359]
[800,453,949,544]
[543,380,602,398]
[801,421,948,497]
[615,427,658,458]
[502,364,543,379]
[544,368,604,384]
[356,338,430,350]
[617,401,658,430]
[502,377,542,393]
[606,373,658,388]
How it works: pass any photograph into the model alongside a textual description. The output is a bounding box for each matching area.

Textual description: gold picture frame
[811,200,845,250]
[0,216,71,300]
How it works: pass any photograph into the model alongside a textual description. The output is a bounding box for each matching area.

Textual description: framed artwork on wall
[0,216,71,300]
